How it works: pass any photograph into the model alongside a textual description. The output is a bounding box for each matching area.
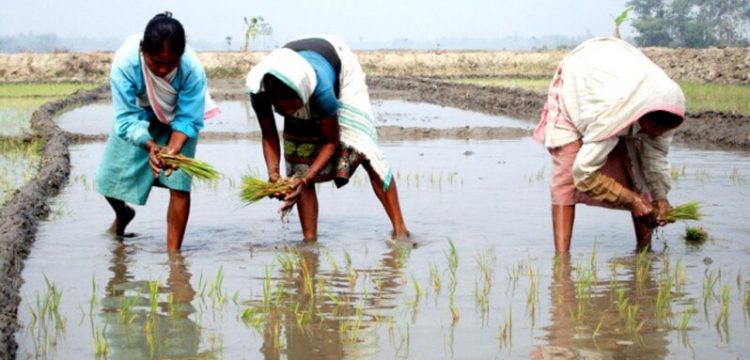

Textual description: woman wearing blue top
[246,35,408,242]
[95,12,217,250]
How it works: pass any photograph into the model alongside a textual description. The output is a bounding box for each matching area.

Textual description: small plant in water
[729,167,746,184]
[92,321,109,358]
[684,226,708,243]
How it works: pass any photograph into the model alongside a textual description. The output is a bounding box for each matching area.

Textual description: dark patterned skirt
[283,116,366,188]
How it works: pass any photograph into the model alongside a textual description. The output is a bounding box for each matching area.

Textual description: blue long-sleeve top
[110,35,206,147]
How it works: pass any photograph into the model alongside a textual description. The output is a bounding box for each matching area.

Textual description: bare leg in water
[632,214,653,252]
[552,204,654,252]
[105,197,136,237]
[167,189,190,250]
[295,184,319,242]
[363,162,409,239]
[552,204,575,253]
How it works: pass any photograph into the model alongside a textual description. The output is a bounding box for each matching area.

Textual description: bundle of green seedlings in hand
[240,176,294,204]
[157,152,221,181]
[660,202,703,222]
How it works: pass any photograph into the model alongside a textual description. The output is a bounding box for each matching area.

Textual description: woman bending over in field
[534,37,685,252]
[246,34,408,242]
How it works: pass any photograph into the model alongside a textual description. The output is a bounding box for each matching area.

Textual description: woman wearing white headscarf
[246,34,408,242]
[533,37,686,252]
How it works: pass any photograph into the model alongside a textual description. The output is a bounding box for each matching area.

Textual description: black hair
[262,74,300,101]
[648,110,684,130]
[142,12,186,56]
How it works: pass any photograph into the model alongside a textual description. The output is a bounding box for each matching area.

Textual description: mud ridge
[368,76,750,151]
[0,85,108,359]
[67,125,529,144]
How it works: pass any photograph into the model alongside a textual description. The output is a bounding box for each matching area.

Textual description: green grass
[0,82,98,97]
[0,98,52,136]
[451,77,750,116]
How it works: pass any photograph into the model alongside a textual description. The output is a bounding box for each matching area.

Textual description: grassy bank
[0,82,96,205]
[452,77,750,116]
[0,82,98,97]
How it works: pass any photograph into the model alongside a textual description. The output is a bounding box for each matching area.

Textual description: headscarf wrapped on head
[534,37,685,148]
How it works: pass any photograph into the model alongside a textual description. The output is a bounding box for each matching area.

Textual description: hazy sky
[1,0,634,47]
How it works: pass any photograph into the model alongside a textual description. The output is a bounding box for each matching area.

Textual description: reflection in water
[537,252,681,359]
[101,243,209,359]
[251,244,408,359]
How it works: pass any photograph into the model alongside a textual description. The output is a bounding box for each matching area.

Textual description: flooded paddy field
[0,139,43,204]
[14,100,750,359]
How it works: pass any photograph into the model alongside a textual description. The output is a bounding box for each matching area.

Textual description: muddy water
[16,103,750,359]
[56,99,531,135]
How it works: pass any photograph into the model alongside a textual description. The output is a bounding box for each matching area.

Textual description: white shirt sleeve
[572,137,619,188]
[637,131,673,200]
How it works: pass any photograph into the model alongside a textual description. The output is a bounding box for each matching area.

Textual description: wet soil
[0,85,107,359]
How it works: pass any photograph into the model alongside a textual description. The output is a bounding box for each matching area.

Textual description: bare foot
[391,229,410,241]
[108,206,136,237]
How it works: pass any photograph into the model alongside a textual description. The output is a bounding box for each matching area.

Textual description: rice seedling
[444,239,459,270]
[674,258,686,291]
[325,250,339,273]
[410,273,422,303]
[262,265,273,309]
[670,164,686,181]
[498,305,513,350]
[695,169,711,184]
[157,152,221,181]
[92,321,108,358]
[147,279,160,314]
[239,307,265,333]
[85,275,97,316]
[716,284,730,327]
[428,261,442,295]
[661,202,703,222]
[634,250,652,291]
[729,167,746,184]
[703,269,721,305]
[239,175,294,204]
[117,295,138,324]
[526,166,546,183]
[625,304,645,333]
[207,266,226,307]
[655,268,674,322]
[299,255,315,296]
[684,226,708,242]
[677,305,695,331]
[276,251,298,275]
[592,315,605,339]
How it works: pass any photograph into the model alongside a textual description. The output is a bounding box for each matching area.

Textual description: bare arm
[300,115,339,183]
[258,114,282,181]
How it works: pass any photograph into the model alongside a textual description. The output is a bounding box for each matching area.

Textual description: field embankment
[1,47,749,84]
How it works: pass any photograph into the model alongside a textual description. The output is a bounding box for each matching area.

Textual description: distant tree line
[628,0,750,47]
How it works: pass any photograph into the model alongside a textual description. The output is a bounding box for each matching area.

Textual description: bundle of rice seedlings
[240,176,294,204]
[684,226,708,243]
[157,152,221,181]
[660,202,703,222]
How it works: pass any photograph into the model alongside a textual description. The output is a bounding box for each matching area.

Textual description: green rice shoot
[684,226,708,243]
[661,202,703,222]
[157,152,221,181]
[240,176,293,205]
